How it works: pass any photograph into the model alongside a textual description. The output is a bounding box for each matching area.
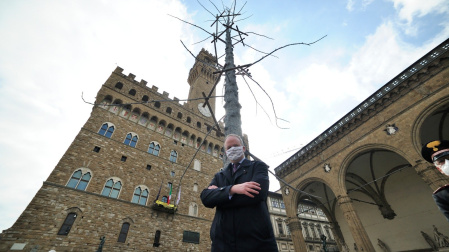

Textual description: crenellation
[151,85,158,92]
[139,79,147,86]
[113,66,124,74]
[162,91,169,98]
[128,73,136,80]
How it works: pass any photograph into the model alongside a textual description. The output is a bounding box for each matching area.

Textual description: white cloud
[390,0,449,23]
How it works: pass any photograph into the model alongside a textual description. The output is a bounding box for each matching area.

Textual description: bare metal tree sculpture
[171,1,325,168]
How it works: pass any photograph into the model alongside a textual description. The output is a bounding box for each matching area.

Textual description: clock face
[198,103,212,117]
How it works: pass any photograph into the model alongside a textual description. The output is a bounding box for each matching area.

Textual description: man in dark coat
[201,134,278,252]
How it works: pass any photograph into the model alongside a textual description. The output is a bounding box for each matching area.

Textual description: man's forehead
[225,136,241,145]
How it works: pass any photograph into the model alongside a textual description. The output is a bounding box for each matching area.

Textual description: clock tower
[187,49,218,120]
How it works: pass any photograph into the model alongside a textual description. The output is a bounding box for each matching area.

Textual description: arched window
[148,142,161,156]
[128,89,136,96]
[101,179,122,198]
[132,186,149,206]
[157,120,166,134]
[153,230,161,247]
[177,112,182,119]
[98,123,115,138]
[189,134,196,147]
[139,112,149,126]
[181,131,189,144]
[142,95,149,102]
[196,122,201,128]
[117,222,130,243]
[100,95,112,109]
[120,104,131,118]
[165,124,174,137]
[170,150,178,163]
[166,107,172,114]
[189,202,198,217]
[154,101,161,108]
[124,133,138,147]
[196,138,202,149]
[161,196,168,203]
[109,99,122,114]
[186,117,191,123]
[213,145,219,157]
[67,169,91,190]
[207,143,213,154]
[130,108,140,122]
[115,82,123,89]
[173,127,182,140]
[148,116,157,130]
[193,159,201,171]
[57,213,77,235]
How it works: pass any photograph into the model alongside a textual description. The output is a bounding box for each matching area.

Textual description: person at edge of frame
[200,134,278,252]
[422,140,449,222]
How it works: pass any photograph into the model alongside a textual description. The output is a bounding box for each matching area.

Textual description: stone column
[337,195,375,252]
[287,217,308,252]
[414,162,449,191]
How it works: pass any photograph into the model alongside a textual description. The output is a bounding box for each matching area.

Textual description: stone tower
[0,50,225,251]
[186,49,218,121]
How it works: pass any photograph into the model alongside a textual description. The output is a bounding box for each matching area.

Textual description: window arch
[166,107,172,114]
[193,183,198,192]
[130,108,141,122]
[128,89,136,96]
[173,127,182,140]
[196,138,202,149]
[189,134,196,147]
[193,159,201,171]
[66,169,92,191]
[181,131,189,144]
[115,82,123,90]
[117,222,130,243]
[153,230,161,247]
[148,142,161,156]
[148,116,157,130]
[57,212,77,235]
[207,143,213,154]
[124,133,138,147]
[157,120,166,134]
[165,124,174,137]
[109,99,122,114]
[196,122,201,128]
[186,117,191,123]
[132,186,149,206]
[142,95,149,102]
[177,112,182,119]
[154,101,161,108]
[139,112,149,126]
[170,150,178,163]
[213,145,219,157]
[98,122,115,138]
[119,104,132,118]
[189,202,198,217]
[100,95,112,109]
[101,178,122,198]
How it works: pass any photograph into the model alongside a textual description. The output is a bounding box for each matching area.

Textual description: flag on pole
[176,186,181,205]
[155,180,163,201]
[167,183,173,204]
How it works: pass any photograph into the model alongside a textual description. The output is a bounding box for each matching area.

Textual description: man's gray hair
[224,134,244,146]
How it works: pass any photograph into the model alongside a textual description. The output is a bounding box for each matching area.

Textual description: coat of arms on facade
[324,163,331,173]
[284,187,290,195]
[384,124,398,135]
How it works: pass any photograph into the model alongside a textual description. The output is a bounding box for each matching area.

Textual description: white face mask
[226,146,244,161]
[439,159,449,176]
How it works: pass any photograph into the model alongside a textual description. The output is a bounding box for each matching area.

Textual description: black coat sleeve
[216,161,269,209]
[200,173,233,208]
